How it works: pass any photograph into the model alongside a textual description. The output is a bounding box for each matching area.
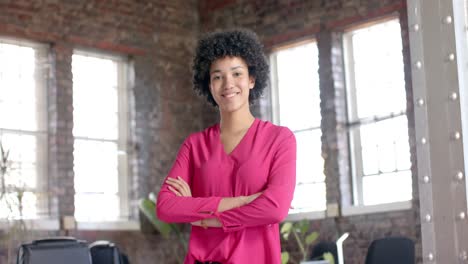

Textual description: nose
[222,74,234,90]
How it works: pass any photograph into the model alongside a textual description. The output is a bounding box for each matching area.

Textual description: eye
[233,72,242,77]
[211,75,221,81]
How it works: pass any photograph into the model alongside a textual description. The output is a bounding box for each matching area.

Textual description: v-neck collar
[217,118,258,157]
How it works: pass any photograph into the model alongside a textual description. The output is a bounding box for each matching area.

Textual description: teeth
[224,93,236,98]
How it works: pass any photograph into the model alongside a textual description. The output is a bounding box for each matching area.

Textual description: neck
[219,108,255,134]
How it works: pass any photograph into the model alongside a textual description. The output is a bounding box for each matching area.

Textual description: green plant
[280,219,334,264]
[139,192,188,263]
[0,140,30,264]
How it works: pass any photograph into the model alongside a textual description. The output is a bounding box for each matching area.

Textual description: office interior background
[0,0,467,263]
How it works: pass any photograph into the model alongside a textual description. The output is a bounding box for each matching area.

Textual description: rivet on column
[448,53,455,61]
[458,211,466,220]
[423,175,430,183]
[415,61,422,68]
[450,92,458,101]
[456,171,464,181]
[444,15,453,24]
[416,98,425,106]
[425,214,432,222]
[452,131,461,140]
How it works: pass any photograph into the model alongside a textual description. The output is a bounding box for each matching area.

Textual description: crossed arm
[166,176,261,228]
[156,130,296,231]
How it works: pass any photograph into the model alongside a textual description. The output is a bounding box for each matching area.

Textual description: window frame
[0,36,50,220]
[71,49,132,224]
[342,16,413,213]
[269,39,327,219]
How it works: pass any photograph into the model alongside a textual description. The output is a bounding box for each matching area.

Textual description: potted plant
[139,192,187,263]
[280,219,334,264]
[0,140,30,263]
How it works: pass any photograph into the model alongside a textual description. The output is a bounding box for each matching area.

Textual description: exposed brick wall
[0,0,422,263]
[199,0,420,263]
[0,1,216,263]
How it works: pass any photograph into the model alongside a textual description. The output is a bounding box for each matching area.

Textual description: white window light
[343,18,412,208]
[72,51,130,222]
[0,38,48,220]
[270,40,326,215]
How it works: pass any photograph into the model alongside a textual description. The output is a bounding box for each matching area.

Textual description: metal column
[407,0,468,263]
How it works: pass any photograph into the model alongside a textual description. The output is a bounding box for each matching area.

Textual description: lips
[222,92,240,98]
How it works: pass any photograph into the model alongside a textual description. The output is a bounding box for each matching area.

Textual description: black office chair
[310,241,339,262]
[365,236,415,264]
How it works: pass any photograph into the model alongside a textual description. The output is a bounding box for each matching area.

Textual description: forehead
[210,56,248,72]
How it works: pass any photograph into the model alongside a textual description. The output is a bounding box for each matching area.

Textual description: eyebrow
[210,65,245,74]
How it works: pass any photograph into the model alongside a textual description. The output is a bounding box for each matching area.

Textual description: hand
[243,192,262,205]
[166,176,192,197]
[191,218,222,228]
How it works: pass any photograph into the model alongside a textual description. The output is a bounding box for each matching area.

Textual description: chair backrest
[89,240,130,264]
[17,237,92,264]
[310,241,339,262]
[365,236,415,264]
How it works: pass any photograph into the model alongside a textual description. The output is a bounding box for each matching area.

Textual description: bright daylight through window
[271,41,326,213]
[344,18,412,206]
[72,52,129,222]
[0,39,47,219]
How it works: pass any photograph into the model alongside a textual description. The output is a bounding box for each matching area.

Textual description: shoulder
[256,119,295,140]
[183,123,218,146]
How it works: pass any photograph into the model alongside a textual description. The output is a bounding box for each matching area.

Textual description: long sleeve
[156,136,222,223]
[215,129,296,232]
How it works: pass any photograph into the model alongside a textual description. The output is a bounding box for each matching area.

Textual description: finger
[177,176,191,196]
[166,178,184,192]
[168,186,181,196]
[191,220,202,226]
[168,180,190,196]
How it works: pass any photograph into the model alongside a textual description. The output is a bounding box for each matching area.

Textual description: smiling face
[209,56,255,114]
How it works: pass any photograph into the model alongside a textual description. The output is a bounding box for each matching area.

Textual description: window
[343,18,411,206]
[72,51,130,221]
[0,38,48,219]
[271,40,326,214]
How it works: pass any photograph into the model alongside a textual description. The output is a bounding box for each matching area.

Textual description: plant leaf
[280,222,293,234]
[298,219,310,234]
[281,252,289,264]
[139,198,173,238]
[305,231,319,245]
[323,252,335,264]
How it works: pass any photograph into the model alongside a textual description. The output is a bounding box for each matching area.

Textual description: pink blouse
[157,118,296,264]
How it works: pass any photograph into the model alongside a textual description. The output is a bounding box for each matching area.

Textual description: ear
[249,76,255,89]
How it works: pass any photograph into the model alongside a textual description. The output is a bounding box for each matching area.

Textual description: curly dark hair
[192,28,269,107]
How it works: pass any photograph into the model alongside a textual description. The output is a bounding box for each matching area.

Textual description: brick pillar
[317,30,351,210]
[48,43,75,218]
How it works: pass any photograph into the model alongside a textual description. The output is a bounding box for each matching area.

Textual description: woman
[156,29,296,264]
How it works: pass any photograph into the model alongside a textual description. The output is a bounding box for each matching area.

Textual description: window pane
[351,19,406,119]
[0,40,45,219]
[73,139,119,194]
[74,194,119,221]
[0,44,38,131]
[276,42,321,130]
[296,130,324,184]
[345,19,412,206]
[273,41,326,213]
[0,133,38,188]
[360,116,411,175]
[72,52,125,221]
[72,54,119,140]
[290,182,326,212]
[0,192,37,219]
[362,171,412,205]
